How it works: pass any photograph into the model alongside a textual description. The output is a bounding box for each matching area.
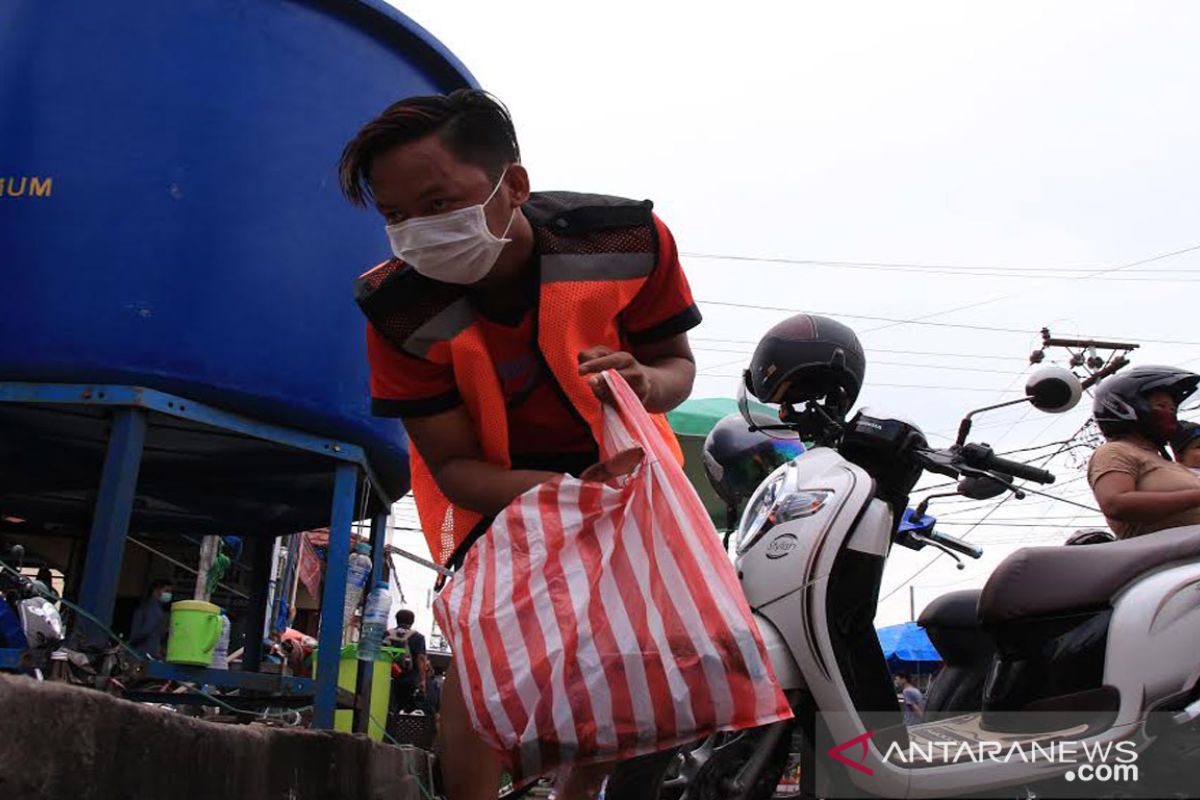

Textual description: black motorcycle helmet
[744,314,866,416]
[1172,420,1200,462]
[1092,365,1199,444]
[702,413,805,509]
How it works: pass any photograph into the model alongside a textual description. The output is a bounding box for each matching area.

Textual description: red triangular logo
[827,730,875,776]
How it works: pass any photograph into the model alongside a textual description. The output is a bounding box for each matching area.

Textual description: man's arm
[404,407,560,517]
[1093,473,1200,523]
[578,333,696,414]
[417,654,430,693]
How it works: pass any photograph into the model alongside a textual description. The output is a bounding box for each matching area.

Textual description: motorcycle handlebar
[960,443,1056,484]
[925,529,984,559]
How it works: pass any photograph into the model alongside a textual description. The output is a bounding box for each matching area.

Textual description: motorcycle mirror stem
[914,491,959,518]
[955,365,1084,446]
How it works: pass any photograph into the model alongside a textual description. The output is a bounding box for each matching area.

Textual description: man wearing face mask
[1089,366,1200,539]
[340,89,700,799]
[128,578,172,659]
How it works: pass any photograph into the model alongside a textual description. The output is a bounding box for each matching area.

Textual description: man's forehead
[370,139,482,203]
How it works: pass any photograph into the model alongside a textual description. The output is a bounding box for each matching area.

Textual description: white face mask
[385,170,515,285]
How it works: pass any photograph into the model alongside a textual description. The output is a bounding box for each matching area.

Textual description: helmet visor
[717,439,807,505]
[738,373,799,440]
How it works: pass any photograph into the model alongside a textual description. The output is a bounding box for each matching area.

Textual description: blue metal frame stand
[241,536,274,671]
[76,408,147,641]
[0,383,397,731]
[313,461,358,729]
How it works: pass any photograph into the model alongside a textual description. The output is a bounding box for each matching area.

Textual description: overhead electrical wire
[683,251,1200,278]
[694,298,1200,347]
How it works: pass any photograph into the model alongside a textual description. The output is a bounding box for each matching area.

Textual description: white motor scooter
[633,363,1200,799]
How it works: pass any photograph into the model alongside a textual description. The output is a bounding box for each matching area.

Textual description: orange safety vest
[357,192,685,566]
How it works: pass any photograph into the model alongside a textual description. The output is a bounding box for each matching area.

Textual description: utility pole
[194,535,220,602]
[910,586,916,622]
[1030,328,1139,379]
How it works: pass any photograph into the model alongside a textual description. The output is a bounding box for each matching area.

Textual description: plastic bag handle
[597,371,675,468]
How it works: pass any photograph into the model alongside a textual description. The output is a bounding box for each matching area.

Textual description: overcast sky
[385,1,1200,630]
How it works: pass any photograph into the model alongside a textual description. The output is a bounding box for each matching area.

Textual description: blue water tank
[0,1,477,500]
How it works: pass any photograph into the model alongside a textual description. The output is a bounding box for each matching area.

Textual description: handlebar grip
[926,530,984,559]
[984,453,1056,484]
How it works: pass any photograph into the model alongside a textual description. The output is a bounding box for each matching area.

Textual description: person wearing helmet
[1171,420,1200,471]
[1088,366,1200,539]
[702,413,806,533]
[743,313,866,417]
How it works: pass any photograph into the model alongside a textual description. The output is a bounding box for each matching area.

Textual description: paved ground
[0,674,431,799]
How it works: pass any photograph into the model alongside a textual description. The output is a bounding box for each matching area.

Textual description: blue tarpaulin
[876,622,942,673]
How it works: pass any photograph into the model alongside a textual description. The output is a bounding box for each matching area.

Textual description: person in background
[1171,420,1200,471]
[386,609,427,712]
[895,672,925,726]
[424,667,444,717]
[1089,366,1200,538]
[128,578,172,659]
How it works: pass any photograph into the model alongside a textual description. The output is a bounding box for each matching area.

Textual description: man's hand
[578,334,696,414]
[578,346,651,404]
[579,447,644,484]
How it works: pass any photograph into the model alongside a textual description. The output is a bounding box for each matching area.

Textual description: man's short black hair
[339,88,520,207]
[395,608,416,628]
[150,578,172,595]
[895,671,911,683]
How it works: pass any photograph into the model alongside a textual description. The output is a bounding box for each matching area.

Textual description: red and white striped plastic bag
[432,371,793,779]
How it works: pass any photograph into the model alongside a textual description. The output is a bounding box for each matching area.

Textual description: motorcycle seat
[918,589,982,631]
[979,525,1200,623]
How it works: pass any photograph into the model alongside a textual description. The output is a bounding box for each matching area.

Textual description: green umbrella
[667,397,777,530]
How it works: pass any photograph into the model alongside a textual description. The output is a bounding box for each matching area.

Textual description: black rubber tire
[604,747,686,800]
[604,727,792,800]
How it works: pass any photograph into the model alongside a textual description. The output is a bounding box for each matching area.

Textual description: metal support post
[353,512,390,735]
[77,408,147,639]
[313,462,357,730]
[369,512,388,586]
[242,536,273,672]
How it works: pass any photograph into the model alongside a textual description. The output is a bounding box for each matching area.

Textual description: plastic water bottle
[358,582,390,662]
[343,542,373,632]
[211,611,231,669]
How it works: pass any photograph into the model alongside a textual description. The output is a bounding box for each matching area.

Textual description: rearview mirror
[1025,366,1083,413]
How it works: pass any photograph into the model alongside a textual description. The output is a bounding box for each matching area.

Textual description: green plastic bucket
[165,600,221,666]
[313,644,406,741]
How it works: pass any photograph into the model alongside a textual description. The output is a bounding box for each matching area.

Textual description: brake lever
[912,534,967,570]
[914,448,961,479]
[958,465,1027,500]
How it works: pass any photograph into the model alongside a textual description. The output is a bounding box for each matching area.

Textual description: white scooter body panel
[738,447,875,610]
[1105,548,1200,725]
[751,611,806,690]
[736,445,1190,798]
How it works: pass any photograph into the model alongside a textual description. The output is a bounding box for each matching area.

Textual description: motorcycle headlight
[736,463,832,554]
[736,471,787,554]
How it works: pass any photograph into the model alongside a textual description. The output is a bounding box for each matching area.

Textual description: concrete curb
[0,674,431,799]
